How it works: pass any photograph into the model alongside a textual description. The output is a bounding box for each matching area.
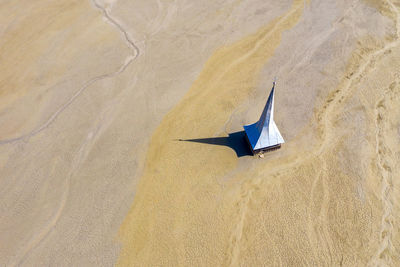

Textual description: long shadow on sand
[178,131,252,158]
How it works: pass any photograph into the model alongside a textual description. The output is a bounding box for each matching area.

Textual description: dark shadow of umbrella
[177,131,252,158]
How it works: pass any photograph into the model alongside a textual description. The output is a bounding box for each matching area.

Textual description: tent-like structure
[244,81,284,154]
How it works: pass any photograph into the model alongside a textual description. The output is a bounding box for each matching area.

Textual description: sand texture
[1,0,400,266]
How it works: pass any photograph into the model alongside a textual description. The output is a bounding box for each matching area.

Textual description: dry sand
[1,0,400,266]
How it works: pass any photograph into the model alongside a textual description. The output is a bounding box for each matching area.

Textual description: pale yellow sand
[1,0,400,266]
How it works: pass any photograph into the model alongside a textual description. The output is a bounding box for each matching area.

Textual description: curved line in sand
[15,112,115,266]
[368,78,399,265]
[215,2,304,88]
[13,177,70,267]
[0,0,139,146]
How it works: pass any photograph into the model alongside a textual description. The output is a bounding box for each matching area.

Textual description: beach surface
[1,0,399,266]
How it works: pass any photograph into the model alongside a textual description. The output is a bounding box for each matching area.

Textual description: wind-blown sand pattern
[1,0,400,266]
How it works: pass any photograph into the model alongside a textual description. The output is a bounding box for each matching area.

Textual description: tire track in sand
[368,79,400,266]
[307,159,335,265]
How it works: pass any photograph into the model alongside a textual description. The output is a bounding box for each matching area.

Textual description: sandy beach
[1,0,399,266]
